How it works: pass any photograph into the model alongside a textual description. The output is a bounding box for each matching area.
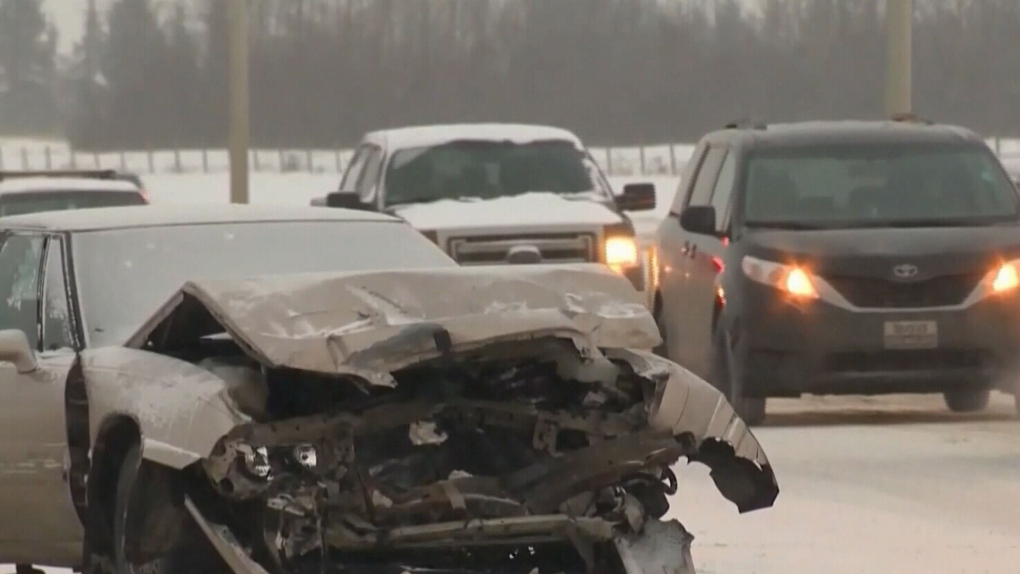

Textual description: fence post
[147,149,155,174]
[639,145,646,176]
[93,152,100,168]
[306,149,313,172]
[335,149,342,173]
[0,146,5,169]
[995,137,1002,155]
[202,149,209,173]
[606,147,613,175]
[44,146,52,169]
[252,149,260,172]
[173,148,182,172]
[669,144,677,175]
[119,151,127,171]
[21,147,28,170]
[69,150,77,169]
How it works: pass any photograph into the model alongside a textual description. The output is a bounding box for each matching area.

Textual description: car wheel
[711,325,766,426]
[942,389,990,413]
[113,445,227,574]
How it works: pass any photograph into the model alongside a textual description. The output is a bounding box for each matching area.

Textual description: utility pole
[228,0,250,204]
[885,0,913,116]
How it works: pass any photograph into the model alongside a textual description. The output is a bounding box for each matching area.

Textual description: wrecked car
[0,204,778,574]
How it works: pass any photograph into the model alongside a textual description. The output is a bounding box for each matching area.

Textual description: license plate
[883,320,938,349]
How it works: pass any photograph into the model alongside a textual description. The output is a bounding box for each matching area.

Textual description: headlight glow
[742,255,818,299]
[991,261,1020,293]
[605,236,639,273]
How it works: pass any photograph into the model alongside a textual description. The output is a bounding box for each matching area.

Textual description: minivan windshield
[383,139,609,207]
[73,221,457,347]
[742,143,1019,229]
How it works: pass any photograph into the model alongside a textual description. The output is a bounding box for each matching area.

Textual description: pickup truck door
[0,233,83,565]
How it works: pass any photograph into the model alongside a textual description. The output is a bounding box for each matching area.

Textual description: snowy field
[1,146,1019,573]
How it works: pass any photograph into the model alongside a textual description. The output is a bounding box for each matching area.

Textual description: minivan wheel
[711,326,766,426]
[652,300,669,358]
[942,389,990,413]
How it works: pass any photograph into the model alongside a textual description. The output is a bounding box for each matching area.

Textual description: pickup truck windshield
[384,139,607,206]
[742,143,1019,229]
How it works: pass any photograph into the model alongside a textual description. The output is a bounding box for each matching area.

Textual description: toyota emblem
[892,263,918,279]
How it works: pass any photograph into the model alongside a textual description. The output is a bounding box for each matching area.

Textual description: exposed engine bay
[192,338,700,574]
[121,269,778,574]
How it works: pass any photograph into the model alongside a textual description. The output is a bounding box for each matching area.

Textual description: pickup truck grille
[449,233,597,265]
[824,272,983,309]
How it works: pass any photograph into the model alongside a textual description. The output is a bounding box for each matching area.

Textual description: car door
[659,145,728,376]
[0,232,83,563]
[684,147,739,378]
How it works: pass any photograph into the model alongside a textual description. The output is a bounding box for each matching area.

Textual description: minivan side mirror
[678,205,717,236]
[0,329,37,374]
[616,183,656,212]
[324,192,368,210]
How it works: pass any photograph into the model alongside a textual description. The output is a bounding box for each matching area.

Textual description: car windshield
[384,139,607,206]
[742,143,1019,229]
[72,221,457,347]
[0,190,146,217]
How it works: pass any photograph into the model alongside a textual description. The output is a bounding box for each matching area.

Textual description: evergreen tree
[0,0,58,134]
[103,0,168,147]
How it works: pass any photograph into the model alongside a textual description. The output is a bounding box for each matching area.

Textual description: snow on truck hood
[126,265,659,384]
[391,192,623,231]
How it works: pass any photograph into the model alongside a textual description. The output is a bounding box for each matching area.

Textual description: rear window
[0,190,147,217]
[741,143,1019,229]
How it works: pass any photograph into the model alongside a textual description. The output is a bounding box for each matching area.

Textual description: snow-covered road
[671,393,1020,574]
[4,174,1019,573]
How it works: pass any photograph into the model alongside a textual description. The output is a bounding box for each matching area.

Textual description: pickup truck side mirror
[616,183,657,212]
[0,329,37,374]
[678,205,717,236]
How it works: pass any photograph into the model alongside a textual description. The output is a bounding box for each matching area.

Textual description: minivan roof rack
[889,112,934,125]
[724,119,767,130]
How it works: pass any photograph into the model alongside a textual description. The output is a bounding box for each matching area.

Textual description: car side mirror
[0,329,37,374]
[678,205,717,236]
[324,192,369,210]
[616,183,656,212]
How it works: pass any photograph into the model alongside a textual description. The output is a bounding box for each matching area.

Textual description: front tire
[711,325,766,426]
[942,389,990,413]
[113,445,226,574]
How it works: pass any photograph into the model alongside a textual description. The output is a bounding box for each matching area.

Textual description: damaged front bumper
[186,497,697,574]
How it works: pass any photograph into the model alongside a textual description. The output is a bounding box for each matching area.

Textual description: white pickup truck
[311,123,659,305]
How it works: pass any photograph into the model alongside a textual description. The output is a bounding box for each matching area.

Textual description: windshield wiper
[744,220,824,230]
[867,217,1015,228]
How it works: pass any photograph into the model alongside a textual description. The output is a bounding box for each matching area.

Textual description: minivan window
[742,144,1018,229]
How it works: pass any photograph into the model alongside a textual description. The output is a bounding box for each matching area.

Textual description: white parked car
[311,123,659,306]
[0,169,148,217]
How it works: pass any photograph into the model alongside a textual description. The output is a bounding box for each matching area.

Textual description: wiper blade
[744,220,823,230]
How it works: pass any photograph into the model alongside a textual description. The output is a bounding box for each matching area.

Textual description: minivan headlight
[741,255,819,299]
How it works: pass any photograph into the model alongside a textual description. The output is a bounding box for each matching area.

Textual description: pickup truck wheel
[113,445,227,574]
[942,389,990,413]
[712,325,766,426]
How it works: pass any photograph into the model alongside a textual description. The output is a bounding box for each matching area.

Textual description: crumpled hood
[391,192,623,232]
[125,265,660,385]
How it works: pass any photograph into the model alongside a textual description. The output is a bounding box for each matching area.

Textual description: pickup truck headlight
[989,260,1020,293]
[605,236,639,273]
[741,255,819,299]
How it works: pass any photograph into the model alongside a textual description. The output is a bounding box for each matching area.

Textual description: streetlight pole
[885,0,913,116]
[228,0,250,204]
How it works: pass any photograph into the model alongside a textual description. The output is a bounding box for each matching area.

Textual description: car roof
[0,177,141,195]
[706,119,985,150]
[0,203,399,232]
[364,123,584,150]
